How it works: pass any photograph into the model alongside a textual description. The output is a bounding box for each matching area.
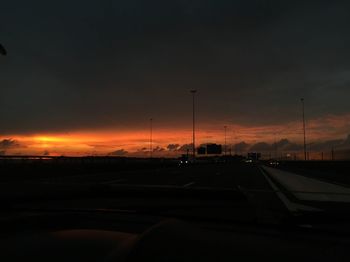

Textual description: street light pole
[274,132,278,160]
[150,118,153,159]
[307,142,314,160]
[301,98,307,161]
[224,126,227,156]
[190,90,197,162]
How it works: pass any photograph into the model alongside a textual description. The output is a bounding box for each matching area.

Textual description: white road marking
[262,166,350,203]
[183,181,196,188]
[258,167,321,213]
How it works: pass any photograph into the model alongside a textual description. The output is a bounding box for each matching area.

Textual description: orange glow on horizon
[1,113,350,157]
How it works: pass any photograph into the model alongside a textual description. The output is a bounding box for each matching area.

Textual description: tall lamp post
[149,118,153,159]
[301,98,307,161]
[190,90,197,161]
[224,126,227,156]
[274,132,278,160]
[307,142,314,160]
[0,44,6,153]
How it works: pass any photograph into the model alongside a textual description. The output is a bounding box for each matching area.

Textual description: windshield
[1,0,350,225]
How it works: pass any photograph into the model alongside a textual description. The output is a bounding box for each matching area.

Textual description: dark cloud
[108,149,128,156]
[43,150,50,156]
[309,134,350,151]
[178,143,193,152]
[250,142,272,152]
[245,139,300,152]
[311,139,343,151]
[0,139,21,149]
[167,144,180,151]
[276,139,290,148]
[246,135,350,153]
[153,146,165,152]
[282,141,303,151]
[270,139,303,151]
[233,142,250,152]
[1,1,350,133]
[0,139,22,155]
[343,134,350,145]
[133,148,149,157]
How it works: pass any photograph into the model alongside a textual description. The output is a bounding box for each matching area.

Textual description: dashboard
[1,211,350,262]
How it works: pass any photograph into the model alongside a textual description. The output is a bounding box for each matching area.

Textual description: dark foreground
[3,159,350,262]
[0,159,287,224]
[2,158,350,224]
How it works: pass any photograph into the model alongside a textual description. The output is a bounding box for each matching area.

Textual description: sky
[1,0,350,156]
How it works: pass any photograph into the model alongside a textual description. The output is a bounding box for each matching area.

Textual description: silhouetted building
[197,146,206,155]
[247,152,261,160]
[207,144,222,155]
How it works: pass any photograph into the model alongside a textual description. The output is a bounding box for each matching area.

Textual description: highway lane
[97,163,275,188]
[22,162,350,215]
[2,164,289,227]
[95,162,290,221]
[4,161,350,224]
[1,162,292,222]
[12,162,288,212]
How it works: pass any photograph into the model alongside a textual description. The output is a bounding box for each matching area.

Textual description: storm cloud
[108,149,128,156]
[250,142,273,152]
[153,146,165,152]
[246,135,350,153]
[1,1,350,135]
[0,139,21,149]
[167,144,180,151]
[233,142,250,152]
[178,143,193,152]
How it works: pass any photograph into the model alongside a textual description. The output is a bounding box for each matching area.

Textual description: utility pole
[149,118,153,159]
[274,133,278,160]
[224,126,227,156]
[190,90,197,162]
[233,131,237,155]
[301,98,307,161]
[308,142,313,160]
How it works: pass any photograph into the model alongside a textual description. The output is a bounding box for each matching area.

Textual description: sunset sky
[1,1,350,156]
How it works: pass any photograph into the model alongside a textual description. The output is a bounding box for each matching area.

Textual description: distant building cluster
[197,143,222,155]
[247,152,261,160]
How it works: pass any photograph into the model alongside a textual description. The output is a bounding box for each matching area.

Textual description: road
[45,162,293,221]
[33,162,274,188]
[3,161,350,223]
